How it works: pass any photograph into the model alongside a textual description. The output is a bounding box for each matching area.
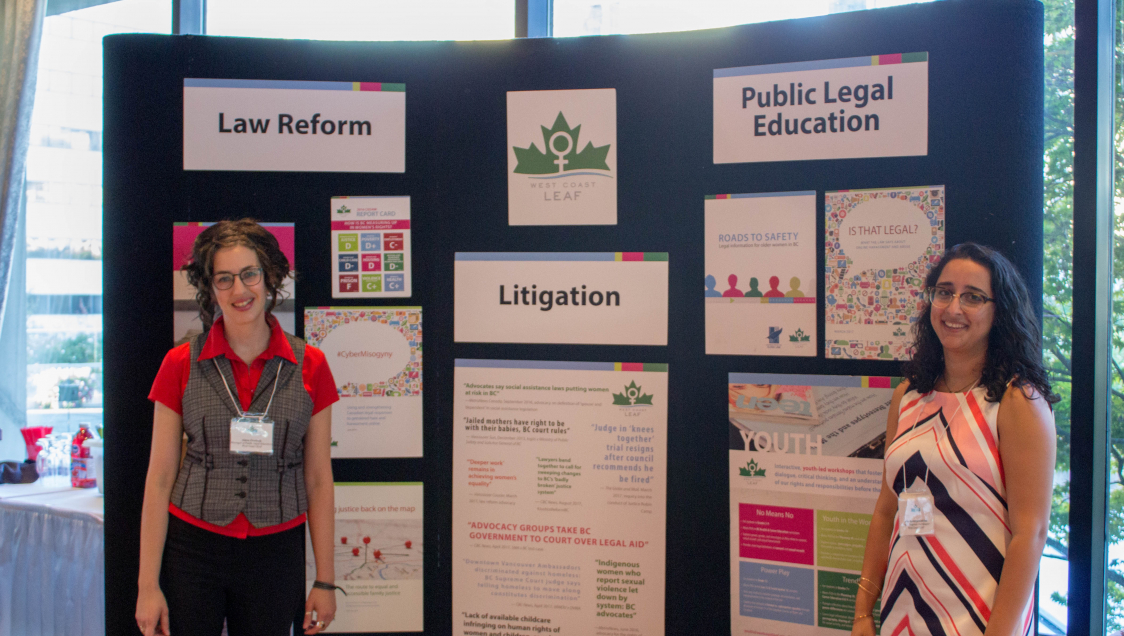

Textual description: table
[0,485,104,636]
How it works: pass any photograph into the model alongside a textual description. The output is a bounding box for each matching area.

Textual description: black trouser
[161,515,305,636]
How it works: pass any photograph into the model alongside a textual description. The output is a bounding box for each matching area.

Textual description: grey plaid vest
[169,331,314,527]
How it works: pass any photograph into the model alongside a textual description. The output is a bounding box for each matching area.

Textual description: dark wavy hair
[181,219,292,331]
[902,243,1058,404]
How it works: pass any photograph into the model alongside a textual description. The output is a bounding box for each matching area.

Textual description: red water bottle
[71,424,96,488]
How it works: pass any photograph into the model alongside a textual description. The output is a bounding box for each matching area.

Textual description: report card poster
[728,373,898,636]
[453,359,667,636]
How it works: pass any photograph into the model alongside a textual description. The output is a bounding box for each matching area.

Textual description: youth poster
[306,482,423,633]
[304,307,422,458]
[824,186,944,360]
[453,360,667,636]
[705,192,816,356]
[172,222,295,344]
[331,196,412,298]
[728,373,898,636]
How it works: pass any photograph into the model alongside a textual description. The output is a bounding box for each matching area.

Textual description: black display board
[103,2,1043,634]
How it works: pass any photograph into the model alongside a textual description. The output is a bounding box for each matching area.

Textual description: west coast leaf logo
[337,205,350,215]
[789,328,811,343]
[739,459,766,477]
[612,381,653,406]
[513,112,611,175]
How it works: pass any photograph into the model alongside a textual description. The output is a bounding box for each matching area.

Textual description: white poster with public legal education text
[331,196,411,298]
[507,88,617,225]
[183,78,405,172]
[714,53,928,164]
[705,192,817,356]
[306,482,423,633]
[454,253,668,345]
[304,307,422,458]
[825,186,945,360]
[454,359,667,636]
[728,373,897,636]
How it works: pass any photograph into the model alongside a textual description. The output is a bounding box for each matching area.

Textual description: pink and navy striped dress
[881,387,1034,636]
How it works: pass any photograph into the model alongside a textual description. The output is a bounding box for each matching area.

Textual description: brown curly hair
[181,219,292,331]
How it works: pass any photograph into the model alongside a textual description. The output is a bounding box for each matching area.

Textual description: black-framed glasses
[923,287,995,310]
[212,267,263,290]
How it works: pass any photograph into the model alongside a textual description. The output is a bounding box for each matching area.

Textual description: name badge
[897,487,935,536]
[230,414,274,455]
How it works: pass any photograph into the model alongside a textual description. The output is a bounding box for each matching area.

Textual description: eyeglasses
[923,287,995,310]
[212,267,263,290]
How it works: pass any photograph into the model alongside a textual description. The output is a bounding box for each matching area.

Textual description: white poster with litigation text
[453,359,668,636]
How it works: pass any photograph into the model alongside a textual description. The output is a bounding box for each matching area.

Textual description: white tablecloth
[0,486,104,636]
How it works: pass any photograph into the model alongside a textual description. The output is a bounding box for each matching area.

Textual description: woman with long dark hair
[136,219,340,636]
[853,243,1056,636]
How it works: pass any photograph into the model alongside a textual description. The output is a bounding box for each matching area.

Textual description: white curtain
[0,0,45,342]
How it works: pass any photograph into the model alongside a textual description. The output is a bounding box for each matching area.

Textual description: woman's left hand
[303,587,337,634]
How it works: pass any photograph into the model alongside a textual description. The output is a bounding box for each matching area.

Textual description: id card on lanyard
[214,358,282,455]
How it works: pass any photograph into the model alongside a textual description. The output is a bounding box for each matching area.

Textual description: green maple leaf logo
[513,112,611,175]
[337,205,350,215]
[612,380,654,406]
[739,459,766,477]
[788,328,811,342]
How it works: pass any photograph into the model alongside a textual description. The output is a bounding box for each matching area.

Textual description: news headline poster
[172,222,295,344]
[705,192,816,356]
[331,196,411,298]
[304,307,422,458]
[507,88,617,225]
[729,373,898,635]
[825,186,944,360]
[183,78,406,172]
[454,252,669,345]
[306,482,423,633]
[453,359,667,636]
[713,53,928,164]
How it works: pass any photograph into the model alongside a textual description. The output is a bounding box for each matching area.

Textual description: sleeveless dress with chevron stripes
[880,387,1034,636]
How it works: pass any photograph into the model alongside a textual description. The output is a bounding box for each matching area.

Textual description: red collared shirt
[148,315,338,538]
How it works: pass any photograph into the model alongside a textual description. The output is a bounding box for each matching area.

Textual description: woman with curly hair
[136,219,340,636]
[853,243,1057,636]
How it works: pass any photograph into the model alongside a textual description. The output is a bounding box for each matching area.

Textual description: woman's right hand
[135,585,170,636]
[850,615,877,636]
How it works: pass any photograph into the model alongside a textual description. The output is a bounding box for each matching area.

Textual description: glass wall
[206,0,513,40]
[24,0,170,436]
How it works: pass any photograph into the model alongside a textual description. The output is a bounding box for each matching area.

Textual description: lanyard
[213,357,283,418]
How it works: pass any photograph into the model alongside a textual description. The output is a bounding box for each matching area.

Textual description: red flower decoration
[405,541,412,549]
[341,537,347,544]
[374,550,382,560]
[352,548,359,556]
[363,537,371,544]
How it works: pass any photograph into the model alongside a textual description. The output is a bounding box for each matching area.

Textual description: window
[24,0,170,434]
[206,0,514,40]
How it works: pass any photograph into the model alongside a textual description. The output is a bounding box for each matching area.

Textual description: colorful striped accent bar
[706,191,815,200]
[185,78,405,91]
[714,52,926,78]
[729,373,901,388]
[456,359,667,372]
